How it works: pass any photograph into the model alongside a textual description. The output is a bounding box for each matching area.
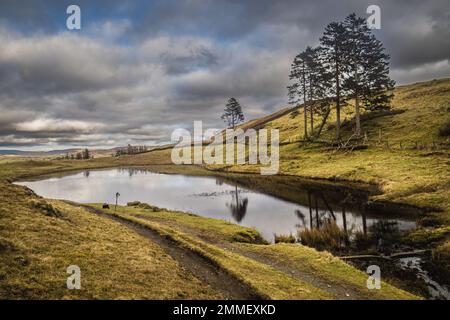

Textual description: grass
[236,243,417,300]
[90,203,417,300]
[298,221,348,252]
[274,233,297,244]
[92,205,331,300]
[123,201,266,244]
[0,182,221,299]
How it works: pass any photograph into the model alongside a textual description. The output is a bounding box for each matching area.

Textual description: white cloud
[15,118,105,133]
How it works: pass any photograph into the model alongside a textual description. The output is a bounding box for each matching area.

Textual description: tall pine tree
[361,35,395,112]
[288,51,309,139]
[320,21,349,141]
[221,97,244,129]
[343,13,395,136]
[304,46,332,137]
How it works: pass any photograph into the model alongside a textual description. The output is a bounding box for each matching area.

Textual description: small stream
[398,257,450,300]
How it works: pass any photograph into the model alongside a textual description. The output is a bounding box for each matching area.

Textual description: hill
[206,78,450,272]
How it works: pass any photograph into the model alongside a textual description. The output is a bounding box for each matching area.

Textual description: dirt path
[63,201,262,300]
[121,208,364,299]
[224,244,360,300]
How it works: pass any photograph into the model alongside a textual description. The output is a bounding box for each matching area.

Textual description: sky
[0,0,449,150]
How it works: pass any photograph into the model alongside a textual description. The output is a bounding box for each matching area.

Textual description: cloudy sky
[0,0,449,150]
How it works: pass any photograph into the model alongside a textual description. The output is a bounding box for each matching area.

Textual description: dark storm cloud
[136,0,450,69]
[0,0,449,149]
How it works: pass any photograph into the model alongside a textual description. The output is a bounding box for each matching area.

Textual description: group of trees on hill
[288,13,395,141]
[115,144,148,156]
[64,148,91,160]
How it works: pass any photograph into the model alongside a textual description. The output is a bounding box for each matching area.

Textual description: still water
[16,168,416,242]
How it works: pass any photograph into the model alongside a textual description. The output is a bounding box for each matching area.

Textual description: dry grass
[236,243,418,300]
[93,203,418,300]
[298,222,348,252]
[274,233,297,244]
[0,181,221,299]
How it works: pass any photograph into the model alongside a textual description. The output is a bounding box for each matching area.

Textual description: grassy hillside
[207,78,450,271]
[264,78,450,146]
[0,180,221,299]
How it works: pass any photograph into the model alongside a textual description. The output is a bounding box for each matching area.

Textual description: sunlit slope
[260,78,450,145]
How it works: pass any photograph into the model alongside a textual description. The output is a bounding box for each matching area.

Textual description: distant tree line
[63,148,92,160]
[288,13,394,141]
[115,144,148,156]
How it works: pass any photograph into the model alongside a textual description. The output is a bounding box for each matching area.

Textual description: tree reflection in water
[226,185,249,223]
[295,190,404,253]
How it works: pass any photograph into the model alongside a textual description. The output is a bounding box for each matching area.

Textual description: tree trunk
[335,62,341,141]
[355,94,360,135]
[309,83,314,137]
[354,64,361,136]
[304,104,308,139]
[314,106,331,139]
[302,65,308,139]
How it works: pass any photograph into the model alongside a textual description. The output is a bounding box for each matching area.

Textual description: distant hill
[0,147,121,158]
[0,149,78,157]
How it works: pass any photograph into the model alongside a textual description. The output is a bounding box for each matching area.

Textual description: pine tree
[304,46,332,137]
[221,97,244,129]
[361,35,395,112]
[342,13,395,136]
[288,51,309,139]
[288,47,331,140]
[320,21,349,141]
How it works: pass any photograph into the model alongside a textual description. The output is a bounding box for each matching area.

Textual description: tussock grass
[274,233,296,244]
[298,222,348,252]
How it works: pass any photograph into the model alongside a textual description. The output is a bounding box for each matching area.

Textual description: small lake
[16,167,417,242]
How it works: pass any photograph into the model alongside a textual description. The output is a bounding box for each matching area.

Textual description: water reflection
[16,168,417,243]
[296,190,408,252]
[226,185,249,223]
